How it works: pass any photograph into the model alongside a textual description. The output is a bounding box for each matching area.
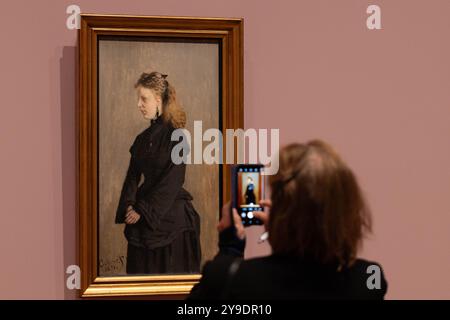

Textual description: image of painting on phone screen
[237,167,264,207]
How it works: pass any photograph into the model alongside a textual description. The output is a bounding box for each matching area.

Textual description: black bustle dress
[115,116,201,274]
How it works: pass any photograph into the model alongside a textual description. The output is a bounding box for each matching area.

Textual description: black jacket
[115,116,200,249]
[189,228,388,300]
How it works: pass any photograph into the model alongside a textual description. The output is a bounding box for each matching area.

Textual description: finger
[259,199,272,208]
[253,210,268,220]
[126,214,135,224]
[252,211,263,221]
[253,211,269,224]
[125,210,134,218]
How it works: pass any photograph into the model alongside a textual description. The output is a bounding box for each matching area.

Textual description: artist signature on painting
[99,256,126,274]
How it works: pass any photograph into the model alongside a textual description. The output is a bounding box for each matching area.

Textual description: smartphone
[231,164,265,227]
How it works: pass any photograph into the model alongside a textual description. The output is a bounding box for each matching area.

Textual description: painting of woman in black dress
[115,71,201,274]
[245,177,256,205]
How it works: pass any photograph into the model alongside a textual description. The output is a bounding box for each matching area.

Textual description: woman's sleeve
[188,226,245,300]
[115,142,141,224]
[132,133,187,230]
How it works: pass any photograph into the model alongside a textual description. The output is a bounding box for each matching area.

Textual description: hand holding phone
[217,202,245,240]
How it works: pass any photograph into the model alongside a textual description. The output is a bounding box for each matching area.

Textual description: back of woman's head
[268,140,372,267]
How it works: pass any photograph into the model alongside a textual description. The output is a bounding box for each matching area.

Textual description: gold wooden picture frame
[78,14,243,298]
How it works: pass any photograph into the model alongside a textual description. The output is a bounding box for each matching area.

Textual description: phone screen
[232,164,265,227]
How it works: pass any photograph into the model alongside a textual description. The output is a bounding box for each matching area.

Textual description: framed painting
[78,14,243,298]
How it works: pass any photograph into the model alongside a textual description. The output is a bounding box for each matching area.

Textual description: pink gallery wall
[0,0,449,299]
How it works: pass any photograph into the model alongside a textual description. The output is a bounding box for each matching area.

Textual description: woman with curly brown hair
[115,71,201,275]
[189,140,387,299]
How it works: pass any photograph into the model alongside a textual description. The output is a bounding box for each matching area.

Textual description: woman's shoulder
[348,258,388,280]
[347,258,387,279]
[238,255,386,273]
[240,256,387,299]
[188,254,239,299]
[341,258,388,299]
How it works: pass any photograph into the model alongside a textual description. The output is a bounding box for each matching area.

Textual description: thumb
[253,211,269,229]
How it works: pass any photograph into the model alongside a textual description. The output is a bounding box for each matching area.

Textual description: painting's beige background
[98,39,219,276]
